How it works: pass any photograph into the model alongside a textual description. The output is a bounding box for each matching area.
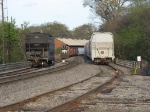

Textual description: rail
[0,62,29,72]
[115,58,140,69]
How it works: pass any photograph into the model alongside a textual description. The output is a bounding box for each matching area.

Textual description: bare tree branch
[83,0,129,23]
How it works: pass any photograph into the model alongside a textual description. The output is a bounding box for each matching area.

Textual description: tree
[129,0,150,61]
[73,23,96,39]
[18,21,30,61]
[83,0,129,22]
[100,0,150,61]
[40,22,72,38]
[0,19,25,63]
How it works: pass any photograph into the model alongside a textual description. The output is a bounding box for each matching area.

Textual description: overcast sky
[4,0,91,30]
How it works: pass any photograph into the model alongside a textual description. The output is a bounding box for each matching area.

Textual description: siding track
[0,62,118,112]
[0,57,80,85]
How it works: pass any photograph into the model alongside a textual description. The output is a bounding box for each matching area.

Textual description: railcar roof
[25,32,53,43]
[56,38,89,46]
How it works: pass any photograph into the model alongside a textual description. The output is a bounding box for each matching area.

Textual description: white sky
[4,0,91,30]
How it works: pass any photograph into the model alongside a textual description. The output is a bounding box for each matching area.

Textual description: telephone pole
[1,0,5,64]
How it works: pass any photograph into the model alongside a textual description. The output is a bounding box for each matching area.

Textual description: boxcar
[60,46,78,59]
[25,32,55,67]
[69,47,78,56]
[85,32,115,64]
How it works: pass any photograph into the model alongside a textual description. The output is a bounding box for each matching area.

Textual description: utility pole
[1,0,5,64]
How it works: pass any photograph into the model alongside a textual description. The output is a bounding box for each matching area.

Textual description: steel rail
[0,57,79,85]
[0,67,38,77]
[60,63,150,112]
[0,59,118,112]
[0,58,63,77]
[45,64,118,112]
[0,56,81,112]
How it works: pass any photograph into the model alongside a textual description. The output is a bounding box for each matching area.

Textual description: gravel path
[0,57,100,107]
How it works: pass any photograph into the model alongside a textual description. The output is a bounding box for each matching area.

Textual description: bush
[55,48,61,55]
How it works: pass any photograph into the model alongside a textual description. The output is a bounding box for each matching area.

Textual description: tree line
[0,0,150,63]
[0,20,96,63]
[84,0,150,61]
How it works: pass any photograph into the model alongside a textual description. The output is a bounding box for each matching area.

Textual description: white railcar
[87,32,115,64]
[84,42,90,58]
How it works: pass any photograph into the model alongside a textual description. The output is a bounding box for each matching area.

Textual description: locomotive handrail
[0,62,29,72]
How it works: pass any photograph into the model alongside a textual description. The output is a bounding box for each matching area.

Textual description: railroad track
[0,67,38,78]
[0,57,80,85]
[62,64,150,112]
[0,58,63,77]
[0,56,81,112]
[0,62,118,112]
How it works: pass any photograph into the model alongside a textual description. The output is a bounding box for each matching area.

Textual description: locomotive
[60,45,69,59]
[84,32,115,64]
[25,32,55,67]
[60,45,78,59]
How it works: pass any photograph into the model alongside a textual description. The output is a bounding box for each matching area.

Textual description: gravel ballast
[0,62,100,107]
[80,75,150,112]
[76,63,150,112]
[21,75,113,111]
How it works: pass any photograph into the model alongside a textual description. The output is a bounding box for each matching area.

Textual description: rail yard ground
[0,56,150,112]
[72,64,150,112]
[0,57,100,107]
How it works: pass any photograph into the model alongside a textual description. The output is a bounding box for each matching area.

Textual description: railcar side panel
[84,42,90,57]
[68,47,78,56]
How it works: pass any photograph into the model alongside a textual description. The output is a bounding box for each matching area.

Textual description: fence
[115,58,140,69]
[0,62,29,72]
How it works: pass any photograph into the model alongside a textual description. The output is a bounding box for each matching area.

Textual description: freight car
[25,32,55,67]
[60,45,78,59]
[84,32,115,64]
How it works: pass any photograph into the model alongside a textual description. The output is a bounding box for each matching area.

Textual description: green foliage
[101,1,150,61]
[115,26,144,60]
[28,22,96,39]
[73,23,96,39]
[9,46,25,62]
[40,21,72,38]
[55,47,61,55]
[0,20,26,63]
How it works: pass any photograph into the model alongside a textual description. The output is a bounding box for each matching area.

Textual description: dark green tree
[73,23,96,39]
[40,22,72,38]
[101,0,150,61]
[0,19,27,63]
